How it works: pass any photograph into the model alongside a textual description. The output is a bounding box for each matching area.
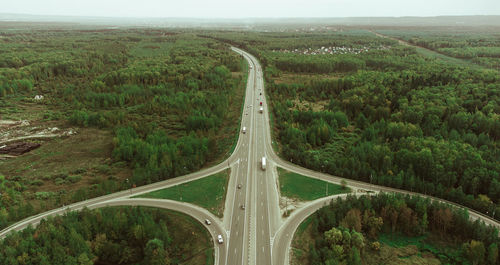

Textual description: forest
[0,206,213,265]
[376,28,500,69]
[0,27,245,230]
[207,29,500,220]
[294,193,500,264]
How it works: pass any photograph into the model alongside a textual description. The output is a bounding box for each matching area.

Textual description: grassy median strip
[278,167,350,201]
[136,169,230,218]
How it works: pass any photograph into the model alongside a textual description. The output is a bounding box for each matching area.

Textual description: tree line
[0,29,244,231]
[0,206,211,265]
[303,193,499,264]
[206,29,500,219]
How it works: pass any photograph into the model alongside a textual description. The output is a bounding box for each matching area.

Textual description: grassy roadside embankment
[136,169,230,218]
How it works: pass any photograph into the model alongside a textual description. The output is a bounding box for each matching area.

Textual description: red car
[260,102,262,106]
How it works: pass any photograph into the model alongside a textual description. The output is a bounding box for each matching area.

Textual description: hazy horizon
[2,0,500,18]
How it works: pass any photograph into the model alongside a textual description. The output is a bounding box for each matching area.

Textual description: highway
[1,47,500,265]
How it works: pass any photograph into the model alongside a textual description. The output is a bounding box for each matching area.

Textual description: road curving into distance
[1,46,499,265]
[234,46,500,265]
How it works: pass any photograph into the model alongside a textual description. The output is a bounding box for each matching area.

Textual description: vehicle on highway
[237,184,242,189]
[217,234,223,244]
[261,157,266,170]
[260,102,262,106]
[242,127,246,134]
[259,107,264,113]
[241,204,245,210]
[205,219,211,225]
[260,92,262,95]
[249,65,253,69]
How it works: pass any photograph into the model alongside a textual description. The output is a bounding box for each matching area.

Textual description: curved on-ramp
[2,46,500,265]
[1,197,227,265]
[233,46,500,265]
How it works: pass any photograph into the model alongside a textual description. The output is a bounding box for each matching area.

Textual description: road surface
[1,47,499,265]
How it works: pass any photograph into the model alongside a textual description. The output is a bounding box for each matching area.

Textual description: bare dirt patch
[289,98,329,112]
[0,126,131,194]
[0,119,76,145]
[0,142,41,156]
[280,196,307,217]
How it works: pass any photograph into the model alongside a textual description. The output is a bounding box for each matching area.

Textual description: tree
[77,253,93,265]
[325,227,343,246]
[488,243,498,265]
[419,212,429,235]
[341,179,348,190]
[342,230,351,246]
[362,210,383,239]
[348,247,362,265]
[465,240,486,265]
[331,245,344,259]
[144,238,170,265]
[433,208,453,234]
[351,232,365,254]
[399,205,416,235]
[341,208,362,232]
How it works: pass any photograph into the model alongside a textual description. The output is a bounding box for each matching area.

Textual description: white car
[205,219,211,225]
[242,127,246,134]
[217,235,224,244]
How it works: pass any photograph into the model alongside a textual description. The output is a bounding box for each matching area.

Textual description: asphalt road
[224,48,257,265]
[233,47,500,265]
[2,47,500,265]
[272,193,358,265]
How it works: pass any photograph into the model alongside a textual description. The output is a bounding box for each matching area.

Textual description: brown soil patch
[0,127,131,194]
[289,98,329,112]
[0,142,41,155]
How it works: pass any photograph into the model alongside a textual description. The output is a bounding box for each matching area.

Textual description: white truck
[259,107,264,113]
[261,157,266,170]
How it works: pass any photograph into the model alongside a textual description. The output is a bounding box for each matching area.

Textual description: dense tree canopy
[0,28,245,229]
[0,207,211,265]
[302,193,499,264]
[209,29,500,220]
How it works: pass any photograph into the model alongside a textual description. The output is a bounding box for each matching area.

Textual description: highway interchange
[1,47,499,265]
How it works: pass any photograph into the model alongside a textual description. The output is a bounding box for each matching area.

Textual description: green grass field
[278,167,350,201]
[136,169,230,217]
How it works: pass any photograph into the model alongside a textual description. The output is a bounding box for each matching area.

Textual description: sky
[2,0,500,18]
